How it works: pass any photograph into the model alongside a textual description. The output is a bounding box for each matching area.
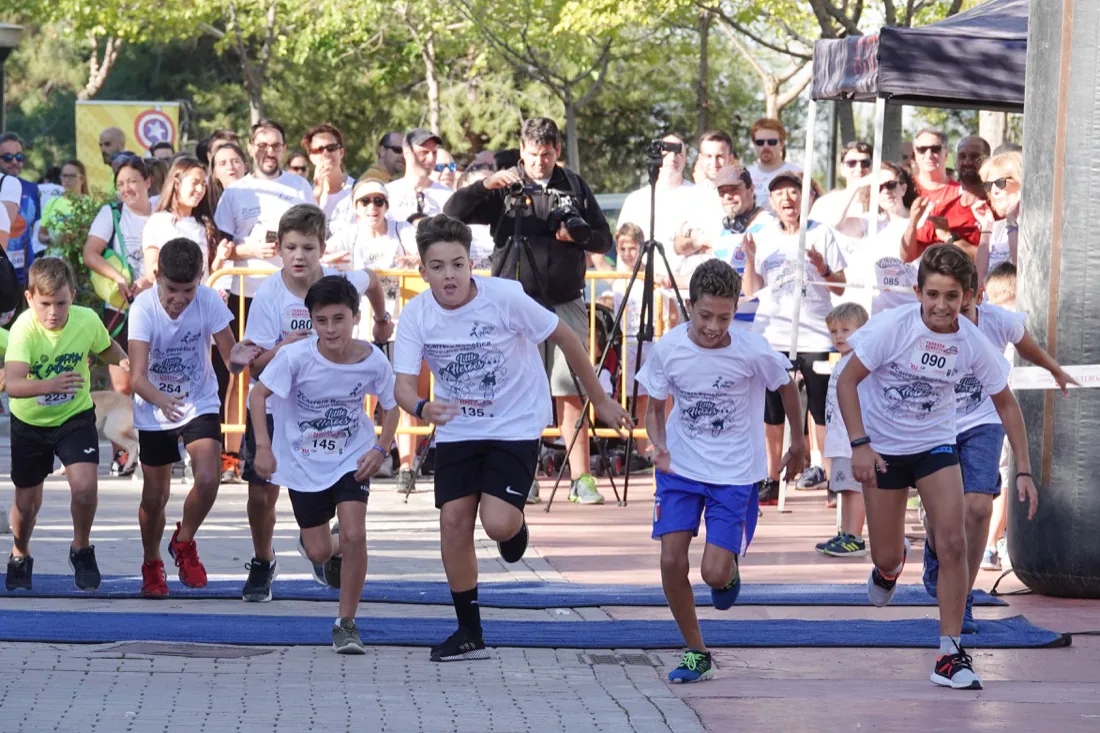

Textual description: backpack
[0,174,21,313]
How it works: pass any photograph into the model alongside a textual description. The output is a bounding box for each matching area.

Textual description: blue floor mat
[0,577,1007,608]
[0,610,1067,649]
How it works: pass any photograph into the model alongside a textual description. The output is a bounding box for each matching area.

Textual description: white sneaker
[867,538,910,607]
[569,474,604,505]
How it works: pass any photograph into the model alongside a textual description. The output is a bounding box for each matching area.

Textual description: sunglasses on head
[434,162,457,172]
[310,143,341,155]
[356,195,387,207]
[982,176,1014,192]
[880,180,900,191]
[754,138,779,147]
[915,144,943,155]
[845,159,871,169]
[0,153,26,163]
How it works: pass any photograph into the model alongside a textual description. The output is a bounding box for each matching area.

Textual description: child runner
[923,262,1074,630]
[4,257,129,591]
[638,258,805,684]
[129,238,258,597]
[837,244,1039,690]
[240,204,391,602]
[816,302,870,557]
[393,214,633,662]
[250,275,400,653]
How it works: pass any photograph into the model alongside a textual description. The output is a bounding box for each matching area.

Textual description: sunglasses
[982,176,1015,192]
[915,145,943,155]
[356,195,388,207]
[434,162,457,172]
[289,165,308,173]
[383,145,403,154]
[310,143,341,155]
[845,159,872,169]
[0,153,26,163]
[754,138,779,147]
[880,180,900,191]
[465,162,494,173]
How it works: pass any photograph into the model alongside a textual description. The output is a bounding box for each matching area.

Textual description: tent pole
[869,97,886,245]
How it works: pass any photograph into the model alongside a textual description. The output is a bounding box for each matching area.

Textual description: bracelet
[850,436,872,448]
[414,399,428,419]
[1016,471,1032,480]
[371,445,387,458]
[374,312,391,324]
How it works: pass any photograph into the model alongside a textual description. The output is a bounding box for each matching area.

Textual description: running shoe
[816,532,844,553]
[141,559,169,599]
[758,479,779,506]
[667,650,714,684]
[430,627,489,662]
[241,557,277,602]
[710,565,741,610]
[332,618,366,655]
[396,467,417,495]
[569,474,605,505]
[497,523,529,564]
[997,537,1012,570]
[922,537,939,599]
[297,532,328,586]
[526,478,541,505]
[69,545,102,590]
[324,523,342,589]
[167,523,207,588]
[220,452,241,483]
[931,645,983,690]
[5,555,32,591]
[867,538,910,607]
[111,449,135,477]
[980,547,1001,571]
[962,592,978,634]
[822,534,867,558]
[796,465,827,490]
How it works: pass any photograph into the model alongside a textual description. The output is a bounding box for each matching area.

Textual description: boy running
[837,244,1039,690]
[4,257,129,591]
[129,238,259,597]
[637,258,805,684]
[250,276,400,653]
[240,204,391,602]
[393,214,633,662]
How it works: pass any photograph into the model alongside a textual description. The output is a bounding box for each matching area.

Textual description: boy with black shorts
[837,244,1039,690]
[129,239,258,597]
[250,276,400,653]
[240,204,391,602]
[638,259,805,684]
[393,214,633,662]
[4,257,129,591]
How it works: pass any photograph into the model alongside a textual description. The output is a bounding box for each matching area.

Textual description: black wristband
[1016,472,1032,479]
[414,399,428,419]
[850,436,872,448]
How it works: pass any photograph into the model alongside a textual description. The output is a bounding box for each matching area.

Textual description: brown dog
[92,390,140,476]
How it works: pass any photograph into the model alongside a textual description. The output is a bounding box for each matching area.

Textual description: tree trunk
[696,11,712,137]
[978,110,1008,151]
[836,100,857,144]
[424,31,441,135]
[564,90,581,174]
[881,103,904,164]
[763,77,779,120]
[245,80,264,124]
[78,35,122,101]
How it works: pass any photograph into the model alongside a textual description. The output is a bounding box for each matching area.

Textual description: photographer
[445,117,613,506]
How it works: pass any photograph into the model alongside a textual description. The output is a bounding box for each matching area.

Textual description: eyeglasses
[0,153,26,163]
[383,145,403,154]
[915,145,943,155]
[254,143,286,153]
[880,180,900,191]
[434,162,457,173]
[845,159,871,169]
[289,165,308,173]
[754,138,780,147]
[356,195,388,207]
[311,143,342,155]
[982,176,1015,192]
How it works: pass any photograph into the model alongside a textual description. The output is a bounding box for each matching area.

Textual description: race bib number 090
[909,337,958,378]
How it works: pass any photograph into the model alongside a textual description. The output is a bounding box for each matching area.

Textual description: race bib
[37,392,74,407]
[154,372,190,397]
[908,337,958,378]
[7,247,24,270]
[282,304,312,339]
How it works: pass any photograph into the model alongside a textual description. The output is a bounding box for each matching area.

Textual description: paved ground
[1,440,1098,732]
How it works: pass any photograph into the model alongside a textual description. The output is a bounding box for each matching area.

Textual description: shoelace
[679,651,707,672]
[174,541,200,569]
[947,639,973,669]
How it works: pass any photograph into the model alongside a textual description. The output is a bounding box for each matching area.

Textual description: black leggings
[764,351,830,426]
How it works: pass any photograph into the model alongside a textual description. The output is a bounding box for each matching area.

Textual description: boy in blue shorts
[637,258,805,684]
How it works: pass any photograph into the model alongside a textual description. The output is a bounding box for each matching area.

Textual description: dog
[50,390,141,479]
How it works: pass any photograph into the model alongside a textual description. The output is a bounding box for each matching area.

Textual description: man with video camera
[444,117,613,506]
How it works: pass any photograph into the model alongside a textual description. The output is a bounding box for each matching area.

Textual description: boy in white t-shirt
[128,239,259,598]
[393,215,633,663]
[837,244,1039,691]
[636,258,805,685]
[816,303,869,558]
[240,204,391,603]
[250,276,400,654]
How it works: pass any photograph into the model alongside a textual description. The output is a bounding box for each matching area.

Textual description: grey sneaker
[396,467,417,494]
[526,478,541,505]
[332,618,366,654]
[297,532,327,586]
[796,465,828,490]
[569,474,604,505]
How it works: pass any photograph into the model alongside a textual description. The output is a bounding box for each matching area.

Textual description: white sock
[939,635,961,656]
[811,450,823,467]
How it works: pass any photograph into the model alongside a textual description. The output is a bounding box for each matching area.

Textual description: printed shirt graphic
[393,276,558,443]
[128,285,233,430]
[5,306,111,426]
[858,213,918,315]
[848,303,1009,456]
[260,339,396,492]
[955,303,1026,434]
[635,323,791,485]
[386,178,453,223]
[752,222,847,352]
[89,202,150,282]
[3,177,40,280]
[712,211,776,325]
[325,220,413,317]
[824,352,865,460]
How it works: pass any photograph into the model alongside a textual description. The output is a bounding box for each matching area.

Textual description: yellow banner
[75,101,180,194]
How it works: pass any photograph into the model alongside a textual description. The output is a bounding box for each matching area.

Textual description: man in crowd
[445,117,614,505]
[678,130,737,264]
[388,128,453,222]
[150,141,175,162]
[617,134,695,249]
[746,118,801,212]
[98,127,127,165]
[303,123,356,232]
[910,127,980,259]
[955,135,991,204]
[0,132,41,285]
[363,131,406,184]
[431,149,458,190]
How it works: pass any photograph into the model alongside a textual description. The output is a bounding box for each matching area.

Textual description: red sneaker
[141,560,169,599]
[168,522,208,588]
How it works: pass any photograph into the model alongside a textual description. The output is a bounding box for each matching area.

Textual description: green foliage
[48,192,111,307]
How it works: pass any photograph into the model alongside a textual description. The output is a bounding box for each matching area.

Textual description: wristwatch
[374,312,392,325]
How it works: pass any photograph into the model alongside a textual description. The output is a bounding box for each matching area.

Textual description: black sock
[452,587,482,636]
[498,523,529,564]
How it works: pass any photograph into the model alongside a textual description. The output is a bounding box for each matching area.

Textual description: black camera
[548,204,591,246]
[506,179,543,198]
[647,140,683,158]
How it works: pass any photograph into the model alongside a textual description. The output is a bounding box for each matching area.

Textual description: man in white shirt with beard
[618,134,696,250]
[387,128,454,223]
[746,118,801,213]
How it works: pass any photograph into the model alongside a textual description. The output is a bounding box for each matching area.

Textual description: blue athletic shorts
[651,471,760,555]
[958,423,1006,496]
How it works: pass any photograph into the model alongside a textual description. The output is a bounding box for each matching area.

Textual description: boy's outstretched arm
[777,378,807,483]
[645,398,670,473]
[1015,330,1080,395]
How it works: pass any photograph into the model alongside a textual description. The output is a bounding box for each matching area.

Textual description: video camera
[647,139,683,159]
[505,178,592,246]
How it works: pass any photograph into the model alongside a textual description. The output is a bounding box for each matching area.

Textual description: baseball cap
[767,170,804,191]
[714,165,752,189]
[405,128,443,148]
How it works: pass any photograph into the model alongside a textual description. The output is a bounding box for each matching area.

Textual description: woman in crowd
[38,159,89,247]
[207,142,249,212]
[455,165,495,270]
[974,150,1022,285]
[143,155,226,280]
[287,150,310,179]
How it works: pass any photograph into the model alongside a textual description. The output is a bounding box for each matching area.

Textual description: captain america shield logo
[134,110,176,150]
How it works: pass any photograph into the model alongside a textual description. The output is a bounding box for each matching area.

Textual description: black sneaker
[68,545,102,590]
[430,627,489,662]
[241,557,277,602]
[111,449,135,478]
[6,555,33,591]
[758,479,779,506]
[497,523,529,564]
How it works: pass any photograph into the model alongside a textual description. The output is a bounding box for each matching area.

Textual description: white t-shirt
[319,175,356,220]
[747,161,801,213]
[89,203,151,281]
[261,338,396,492]
[847,303,1010,455]
[988,219,1013,272]
[617,181,697,247]
[635,323,791,485]
[859,213,918,315]
[393,276,559,443]
[0,199,9,236]
[824,352,856,459]
[213,172,315,297]
[142,211,212,282]
[128,285,233,431]
[752,222,847,352]
[326,220,413,317]
[469,224,495,271]
[711,211,776,328]
[955,303,1026,434]
[386,178,452,223]
[0,174,19,206]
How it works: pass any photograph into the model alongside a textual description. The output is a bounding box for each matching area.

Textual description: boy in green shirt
[4,257,129,591]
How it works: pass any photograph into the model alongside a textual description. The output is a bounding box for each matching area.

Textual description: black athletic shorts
[10,408,99,489]
[433,439,540,511]
[765,351,829,426]
[288,471,370,529]
[240,410,277,485]
[137,413,223,467]
[875,444,960,490]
